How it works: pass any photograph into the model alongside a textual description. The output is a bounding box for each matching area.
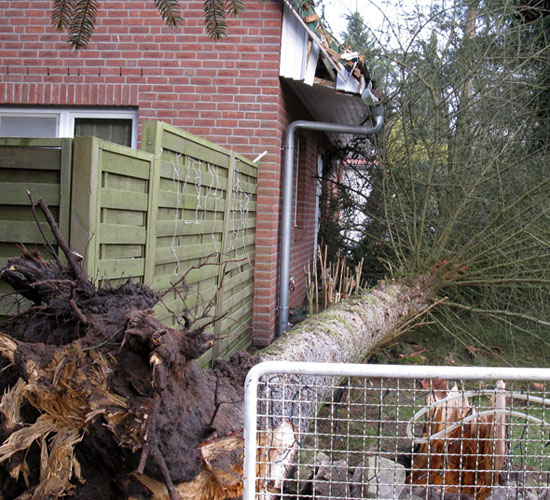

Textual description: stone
[292,450,331,482]
[351,456,406,499]
[311,458,350,500]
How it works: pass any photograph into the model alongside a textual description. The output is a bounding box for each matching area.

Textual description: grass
[368,320,550,368]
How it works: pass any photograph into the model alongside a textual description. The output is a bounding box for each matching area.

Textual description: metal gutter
[277,104,385,337]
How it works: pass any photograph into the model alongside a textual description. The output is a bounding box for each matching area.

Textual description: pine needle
[68,0,99,49]
[224,0,244,16]
[154,0,182,27]
[204,0,228,40]
[50,0,73,30]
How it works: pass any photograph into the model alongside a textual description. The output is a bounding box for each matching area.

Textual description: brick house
[0,0,374,345]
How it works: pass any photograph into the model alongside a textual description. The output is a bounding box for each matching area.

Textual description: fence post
[71,137,101,281]
[58,138,73,258]
[211,152,237,363]
[142,121,163,288]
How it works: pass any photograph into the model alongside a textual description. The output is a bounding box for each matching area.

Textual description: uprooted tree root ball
[0,242,258,499]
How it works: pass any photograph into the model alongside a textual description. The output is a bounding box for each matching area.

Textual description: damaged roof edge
[279,0,369,96]
[281,0,346,80]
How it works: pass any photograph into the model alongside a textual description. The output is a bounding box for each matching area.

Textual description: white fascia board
[304,41,320,86]
[280,3,309,80]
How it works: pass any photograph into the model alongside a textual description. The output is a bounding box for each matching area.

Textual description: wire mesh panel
[243,362,550,500]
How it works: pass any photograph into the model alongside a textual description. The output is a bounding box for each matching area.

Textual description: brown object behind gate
[410,380,507,500]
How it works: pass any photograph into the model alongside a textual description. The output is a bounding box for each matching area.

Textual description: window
[74,118,133,147]
[0,108,138,148]
[293,136,309,228]
[0,114,58,138]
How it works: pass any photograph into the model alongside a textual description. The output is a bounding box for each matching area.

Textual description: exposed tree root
[0,198,258,499]
[0,197,437,499]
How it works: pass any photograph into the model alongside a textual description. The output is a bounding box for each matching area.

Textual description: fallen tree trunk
[261,277,433,364]
[0,199,438,499]
[256,276,435,439]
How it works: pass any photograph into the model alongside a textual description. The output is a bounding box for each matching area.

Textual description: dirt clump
[0,241,257,499]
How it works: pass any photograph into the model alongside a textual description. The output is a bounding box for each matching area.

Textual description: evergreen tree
[321,0,550,353]
[342,11,370,52]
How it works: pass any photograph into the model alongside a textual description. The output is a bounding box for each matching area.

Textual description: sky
[319,0,433,46]
[320,0,399,41]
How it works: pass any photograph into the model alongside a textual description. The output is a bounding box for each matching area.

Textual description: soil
[0,248,259,499]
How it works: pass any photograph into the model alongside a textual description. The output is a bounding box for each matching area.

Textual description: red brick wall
[0,0,283,157]
[289,131,322,309]
[0,0,325,345]
[252,81,326,346]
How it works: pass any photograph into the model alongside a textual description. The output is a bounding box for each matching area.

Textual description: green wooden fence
[141,121,257,364]
[0,137,72,315]
[71,137,155,285]
[0,124,257,363]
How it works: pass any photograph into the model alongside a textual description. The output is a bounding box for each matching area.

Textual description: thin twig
[82,327,124,352]
[69,299,88,325]
[26,190,64,268]
[29,279,75,287]
[372,297,448,352]
[35,197,89,285]
[193,311,228,333]
[137,393,160,474]
[151,446,180,500]
[159,254,249,299]
[67,284,89,325]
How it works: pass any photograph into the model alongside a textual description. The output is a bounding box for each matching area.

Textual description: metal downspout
[278,104,385,337]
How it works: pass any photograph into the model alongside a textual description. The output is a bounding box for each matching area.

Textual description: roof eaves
[282,0,371,95]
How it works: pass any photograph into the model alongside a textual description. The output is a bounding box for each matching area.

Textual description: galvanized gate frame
[243,361,550,500]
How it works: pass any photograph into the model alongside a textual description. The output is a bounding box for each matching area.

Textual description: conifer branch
[51,0,73,30]
[225,0,244,16]
[154,0,182,27]
[68,0,98,50]
[204,0,228,40]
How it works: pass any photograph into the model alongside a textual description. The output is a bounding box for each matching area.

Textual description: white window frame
[0,107,138,148]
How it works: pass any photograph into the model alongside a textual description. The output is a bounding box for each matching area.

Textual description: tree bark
[256,276,434,438]
[261,277,433,365]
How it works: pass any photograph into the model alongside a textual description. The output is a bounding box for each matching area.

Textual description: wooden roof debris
[280,0,371,94]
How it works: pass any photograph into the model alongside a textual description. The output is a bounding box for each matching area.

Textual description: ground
[370,321,549,368]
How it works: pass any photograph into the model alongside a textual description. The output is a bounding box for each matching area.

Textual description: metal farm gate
[244,361,550,500]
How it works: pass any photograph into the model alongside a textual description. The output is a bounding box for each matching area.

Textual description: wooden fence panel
[0,137,72,315]
[1,125,256,364]
[71,137,155,285]
[142,121,257,364]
